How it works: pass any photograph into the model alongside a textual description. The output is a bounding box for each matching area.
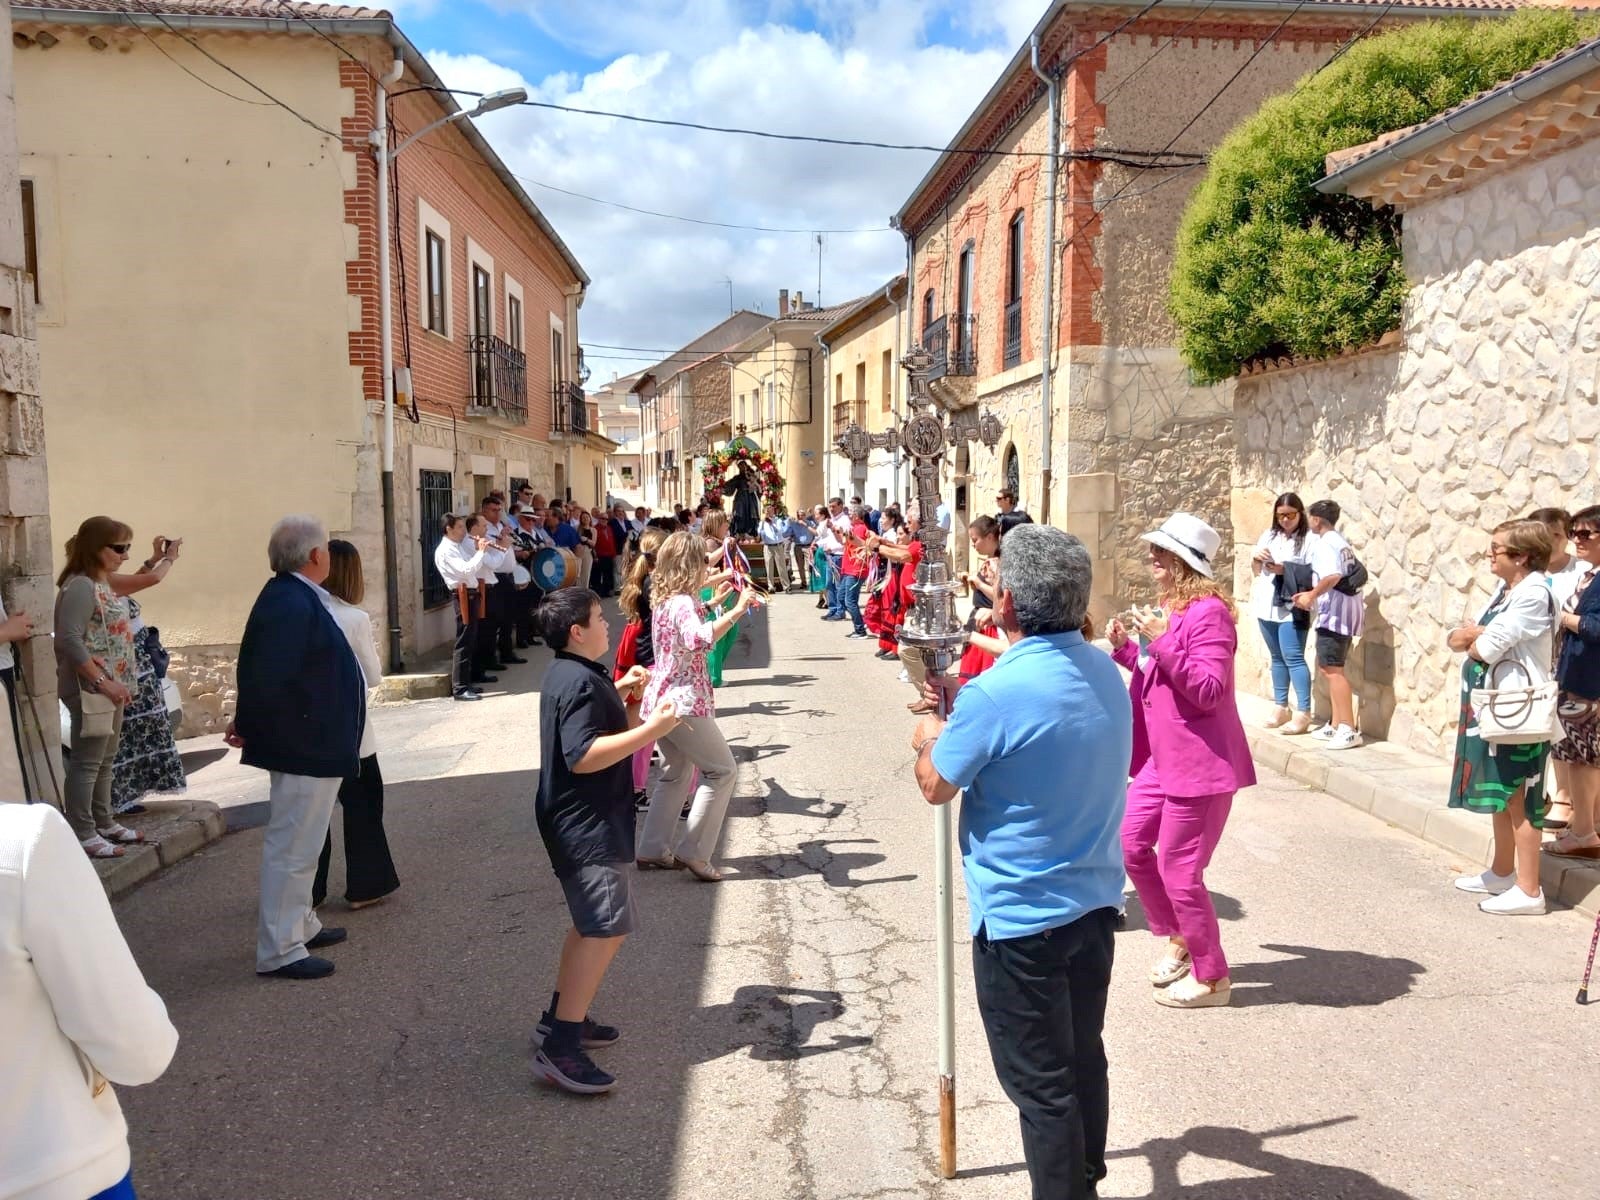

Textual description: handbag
[143,625,171,679]
[1334,555,1369,595]
[79,689,117,739]
[1471,659,1562,745]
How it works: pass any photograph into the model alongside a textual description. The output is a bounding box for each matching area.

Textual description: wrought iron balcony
[925,313,978,381]
[1003,299,1023,370]
[662,448,676,472]
[833,400,866,430]
[551,381,589,436]
[467,334,528,421]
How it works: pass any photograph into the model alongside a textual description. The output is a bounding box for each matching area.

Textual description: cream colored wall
[727,327,824,514]
[15,30,362,658]
[826,301,904,509]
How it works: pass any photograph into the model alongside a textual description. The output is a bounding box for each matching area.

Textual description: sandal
[680,858,724,883]
[97,824,147,845]
[1151,946,1192,987]
[1544,831,1600,858]
[635,855,681,871]
[1545,801,1573,832]
[80,834,126,859]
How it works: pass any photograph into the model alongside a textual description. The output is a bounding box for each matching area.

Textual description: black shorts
[1316,630,1353,668]
[558,862,636,938]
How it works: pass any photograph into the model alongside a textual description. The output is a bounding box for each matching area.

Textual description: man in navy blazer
[227,515,366,980]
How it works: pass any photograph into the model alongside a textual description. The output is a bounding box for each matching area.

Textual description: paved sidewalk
[1236,690,1600,915]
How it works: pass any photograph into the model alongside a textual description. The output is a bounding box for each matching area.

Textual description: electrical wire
[124,19,278,106]
[1094,1,1221,110]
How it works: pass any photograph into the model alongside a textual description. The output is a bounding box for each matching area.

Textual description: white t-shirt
[1309,529,1364,636]
[1550,556,1588,610]
[0,597,12,671]
[1248,529,1312,623]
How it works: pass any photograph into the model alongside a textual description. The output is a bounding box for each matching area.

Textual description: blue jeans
[825,553,845,616]
[1258,618,1310,712]
[92,1172,137,1200]
[839,574,865,633]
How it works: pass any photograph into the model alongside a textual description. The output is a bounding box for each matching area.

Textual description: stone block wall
[1232,124,1600,759]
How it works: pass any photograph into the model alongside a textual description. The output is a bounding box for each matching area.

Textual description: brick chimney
[778,289,789,316]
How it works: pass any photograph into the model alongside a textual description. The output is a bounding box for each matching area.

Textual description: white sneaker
[1454,869,1515,895]
[1311,724,1335,741]
[896,669,909,684]
[1326,726,1361,751]
[1478,885,1546,916]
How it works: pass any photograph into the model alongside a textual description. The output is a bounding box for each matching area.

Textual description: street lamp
[370,74,528,671]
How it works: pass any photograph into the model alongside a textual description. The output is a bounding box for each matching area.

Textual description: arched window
[1004,445,1020,505]
[922,288,935,337]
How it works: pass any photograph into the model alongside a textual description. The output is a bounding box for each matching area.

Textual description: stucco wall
[725,327,824,514]
[824,297,904,510]
[1234,131,1600,757]
[15,28,365,725]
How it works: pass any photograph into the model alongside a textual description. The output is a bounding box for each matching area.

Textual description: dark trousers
[515,583,539,647]
[972,907,1116,1200]
[493,575,517,661]
[313,754,401,908]
[593,555,616,596]
[1,666,31,801]
[452,606,478,692]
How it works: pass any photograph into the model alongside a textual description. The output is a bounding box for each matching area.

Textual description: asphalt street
[111,593,1600,1199]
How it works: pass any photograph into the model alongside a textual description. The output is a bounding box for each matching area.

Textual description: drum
[531,547,579,591]
[512,562,532,590]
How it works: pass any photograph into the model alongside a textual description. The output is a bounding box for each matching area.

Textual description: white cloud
[423,4,1022,371]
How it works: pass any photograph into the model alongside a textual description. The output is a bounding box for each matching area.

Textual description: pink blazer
[1112,595,1257,798]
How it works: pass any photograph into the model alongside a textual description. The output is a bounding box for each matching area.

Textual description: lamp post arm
[389,109,468,161]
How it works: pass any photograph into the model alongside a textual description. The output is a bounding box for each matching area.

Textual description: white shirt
[1,805,179,1200]
[433,536,487,591]
[482,517,507,540]
[1550,556,1587,610]
[1249,528,1313,623]
[327,596,382,758]
[0,596,13,671]
[936,502,951,532]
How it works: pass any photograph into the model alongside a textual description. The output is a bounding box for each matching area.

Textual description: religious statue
[722,460,761,538]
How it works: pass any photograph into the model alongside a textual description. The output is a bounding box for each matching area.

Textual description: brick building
[893,0,1512,616]
[12,0,592,726]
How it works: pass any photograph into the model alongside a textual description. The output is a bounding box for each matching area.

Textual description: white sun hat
[1140,513,1221,580]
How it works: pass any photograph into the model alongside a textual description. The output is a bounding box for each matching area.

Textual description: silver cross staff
[835,346,1001,1179]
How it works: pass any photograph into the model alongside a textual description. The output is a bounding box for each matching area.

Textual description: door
[956,245,974,369]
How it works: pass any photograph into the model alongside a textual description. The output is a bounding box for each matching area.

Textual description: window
[881,350,892,413]
[418,469,453,609]
[507,294,523,351]
[425,231,447,334]
[922,289,935,336]
[1004,445,1021,506]
[957,244,975,369]
[472,265,491,338]
[551,327,566,385]
[765,380,775,427]
[854,361,866,424]
[1007,212,1024,305]
[738,392,746,427]
[20,180,39,304]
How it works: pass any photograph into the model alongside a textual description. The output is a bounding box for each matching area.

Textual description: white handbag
[1471,660,1562,746]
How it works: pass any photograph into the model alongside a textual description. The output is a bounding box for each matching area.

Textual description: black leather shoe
[306,927,347,949]
[257,956,335,980]
[489,662,509,672]
[472,674,500,684]
[502,654,530,665]
[453,688,483,702]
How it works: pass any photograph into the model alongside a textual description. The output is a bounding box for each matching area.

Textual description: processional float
[835,344,1002,1179]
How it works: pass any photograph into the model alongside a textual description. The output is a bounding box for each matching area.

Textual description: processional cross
[834,345,1001,1179]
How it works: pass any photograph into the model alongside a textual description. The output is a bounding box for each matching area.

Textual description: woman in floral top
[53,516,144,859]
[636,531,758,881]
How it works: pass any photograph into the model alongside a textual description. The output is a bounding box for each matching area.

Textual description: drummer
[510,507,544,648]
[470,514,514,685]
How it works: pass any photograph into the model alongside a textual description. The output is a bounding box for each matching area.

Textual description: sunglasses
[1275,510,1299,519]
[109,543,130,555]
[1574,530,1599,542]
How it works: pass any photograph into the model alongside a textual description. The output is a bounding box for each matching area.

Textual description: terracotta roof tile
[16,1,388,19]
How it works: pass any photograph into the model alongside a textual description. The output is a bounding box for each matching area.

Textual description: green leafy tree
[1171,9,1600,384]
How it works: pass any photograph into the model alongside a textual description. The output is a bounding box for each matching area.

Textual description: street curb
[94,798,226,899]
[375,673,451,702]
[1238,693,1600,918]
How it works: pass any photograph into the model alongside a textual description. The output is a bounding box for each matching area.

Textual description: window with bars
[419,469,454,609]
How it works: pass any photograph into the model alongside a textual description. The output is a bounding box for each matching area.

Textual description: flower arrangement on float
[702,438,785,513]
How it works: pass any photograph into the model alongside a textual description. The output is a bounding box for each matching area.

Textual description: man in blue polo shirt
[912,524,1131,1200]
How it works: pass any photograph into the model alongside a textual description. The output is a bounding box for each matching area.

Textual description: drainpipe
[886,278,904,503]
[1031,34,1059,527]
[375,56,405,672]
[817,332,833,500]
[900,225,915,508]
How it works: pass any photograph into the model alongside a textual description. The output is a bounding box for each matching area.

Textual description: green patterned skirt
[1447,657,1549,822]
[701,586,737,687]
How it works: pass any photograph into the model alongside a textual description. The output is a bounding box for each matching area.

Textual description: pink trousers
[1121,760,1235,982]
[632,743,654,791]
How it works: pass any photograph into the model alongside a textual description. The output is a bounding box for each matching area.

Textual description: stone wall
[0,1,58,800]
[168,646,238,739]
[1232,123,1600,758]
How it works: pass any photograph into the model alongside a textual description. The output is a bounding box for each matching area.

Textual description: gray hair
[267,514,329,574]
[997,525,1091,637]
[849,504,867,522]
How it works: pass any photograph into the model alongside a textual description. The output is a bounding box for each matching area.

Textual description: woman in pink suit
[1109,513,1256,1009]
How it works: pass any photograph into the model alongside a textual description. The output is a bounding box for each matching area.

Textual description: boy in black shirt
[531,588,680,1094]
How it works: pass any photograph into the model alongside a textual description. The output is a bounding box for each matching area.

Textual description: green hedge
[1170,9,1600,385]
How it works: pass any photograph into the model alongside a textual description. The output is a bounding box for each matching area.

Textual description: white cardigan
[1473,575,1556,687]
[327,597,382,759]
[1,805,178,1200]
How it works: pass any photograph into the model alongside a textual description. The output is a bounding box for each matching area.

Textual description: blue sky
[380,1,1039,371]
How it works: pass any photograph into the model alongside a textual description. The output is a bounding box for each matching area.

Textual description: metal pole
[932,711,957,1179]
[374,58,405,673]
[1030,35,1060,526]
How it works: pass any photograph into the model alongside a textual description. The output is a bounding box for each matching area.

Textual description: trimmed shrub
[1170,9,1600,384]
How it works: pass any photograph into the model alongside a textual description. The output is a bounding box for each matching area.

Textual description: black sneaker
[503,654,530,665]
[633,789,650,812]
[532,1014,621,1050]
[532,1046,616,1095]
[257,955,335,981]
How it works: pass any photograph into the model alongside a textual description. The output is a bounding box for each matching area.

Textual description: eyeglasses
[1483,546,1513,560]
[1275,510,1299,519]
[109,543,130,555]
[1574,530,1600,543]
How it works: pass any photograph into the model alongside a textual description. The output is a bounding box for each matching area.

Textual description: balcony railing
[925,313,977,382]
[833,400,866,429]
[551,381,589,436]
[467,334,528,421]
[662,448,676,472]
[1003,299,1023,370]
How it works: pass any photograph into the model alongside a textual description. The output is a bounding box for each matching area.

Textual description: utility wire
[124,18,278,106]
[1094,1,1220,110]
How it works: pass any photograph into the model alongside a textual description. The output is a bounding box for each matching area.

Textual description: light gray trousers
[638,716,737,865]
[257,772,340,971]
[65,700,123,840]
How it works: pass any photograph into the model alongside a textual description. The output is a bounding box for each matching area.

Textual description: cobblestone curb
[1239,693,1600,916]
[93,798,227,899]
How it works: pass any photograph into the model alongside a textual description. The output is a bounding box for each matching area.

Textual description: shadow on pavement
[719,838,918,889]
[1229,944,1425,1009]
[179,746,229,773]
[1118,891,1245,933]
[1104,1118,1414,1198]
[718,672,815,689]
[715,699,833,720]
[113,766,861,1199]
[759,779,845,821]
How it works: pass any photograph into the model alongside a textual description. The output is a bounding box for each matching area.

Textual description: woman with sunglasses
[1249,493,1314,735]
[54,517,144,859]
[1546,507,1600,859]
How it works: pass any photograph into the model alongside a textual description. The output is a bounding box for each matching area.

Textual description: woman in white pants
[635,530,758,881]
